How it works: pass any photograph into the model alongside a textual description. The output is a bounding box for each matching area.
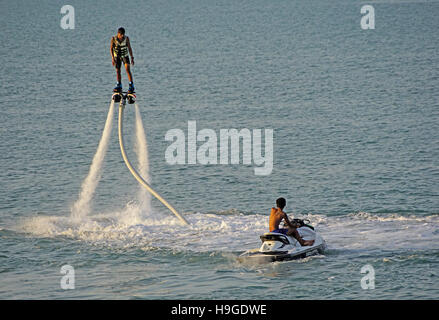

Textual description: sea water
[0,0,438,299]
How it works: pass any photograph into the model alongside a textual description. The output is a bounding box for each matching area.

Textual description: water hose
[117,101,189,225]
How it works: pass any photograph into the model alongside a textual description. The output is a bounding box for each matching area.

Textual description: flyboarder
[111,27,135,94]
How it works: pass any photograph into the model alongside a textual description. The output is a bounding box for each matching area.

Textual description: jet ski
[239,220,326,263]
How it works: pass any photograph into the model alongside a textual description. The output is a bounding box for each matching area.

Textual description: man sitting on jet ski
[269,197,315,246]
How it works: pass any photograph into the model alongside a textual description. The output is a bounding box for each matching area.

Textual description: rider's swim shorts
[271,228,288,235]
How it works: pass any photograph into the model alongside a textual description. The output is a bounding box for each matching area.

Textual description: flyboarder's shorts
[271,228,288,235]
[114,55,130,69]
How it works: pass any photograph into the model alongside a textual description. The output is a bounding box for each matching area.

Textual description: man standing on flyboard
[111,27,135,94]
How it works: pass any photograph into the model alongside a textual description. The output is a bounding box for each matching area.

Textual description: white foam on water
[70,101,115,220]
[18,208,439,254]
[316,212,439,252]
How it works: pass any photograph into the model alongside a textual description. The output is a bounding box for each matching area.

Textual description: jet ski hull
[239,227,326,263]
[241,242,326,262]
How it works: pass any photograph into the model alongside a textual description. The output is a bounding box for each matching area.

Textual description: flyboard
[115,90,190,225]
[112,88,136,104]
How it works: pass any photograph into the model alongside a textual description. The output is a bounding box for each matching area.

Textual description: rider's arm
[282,212,297,228]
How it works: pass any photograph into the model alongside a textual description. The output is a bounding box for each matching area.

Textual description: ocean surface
[1,0,438,299]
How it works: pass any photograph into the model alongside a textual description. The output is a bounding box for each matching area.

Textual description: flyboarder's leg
[113,57,122,92]
[115,67,122,91]
[124,57,135,93]
[126,63,133,83]
[117,67,122,84]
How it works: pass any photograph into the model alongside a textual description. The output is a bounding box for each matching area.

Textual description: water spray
[71,100,115,219]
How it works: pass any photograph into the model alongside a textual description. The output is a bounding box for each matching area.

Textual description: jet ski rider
[269,197,314,246]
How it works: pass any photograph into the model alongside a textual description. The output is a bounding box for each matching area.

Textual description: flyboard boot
[127,82,136,104]
[112,82,123,102]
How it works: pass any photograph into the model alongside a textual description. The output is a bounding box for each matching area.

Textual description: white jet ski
[239,220,326,263]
